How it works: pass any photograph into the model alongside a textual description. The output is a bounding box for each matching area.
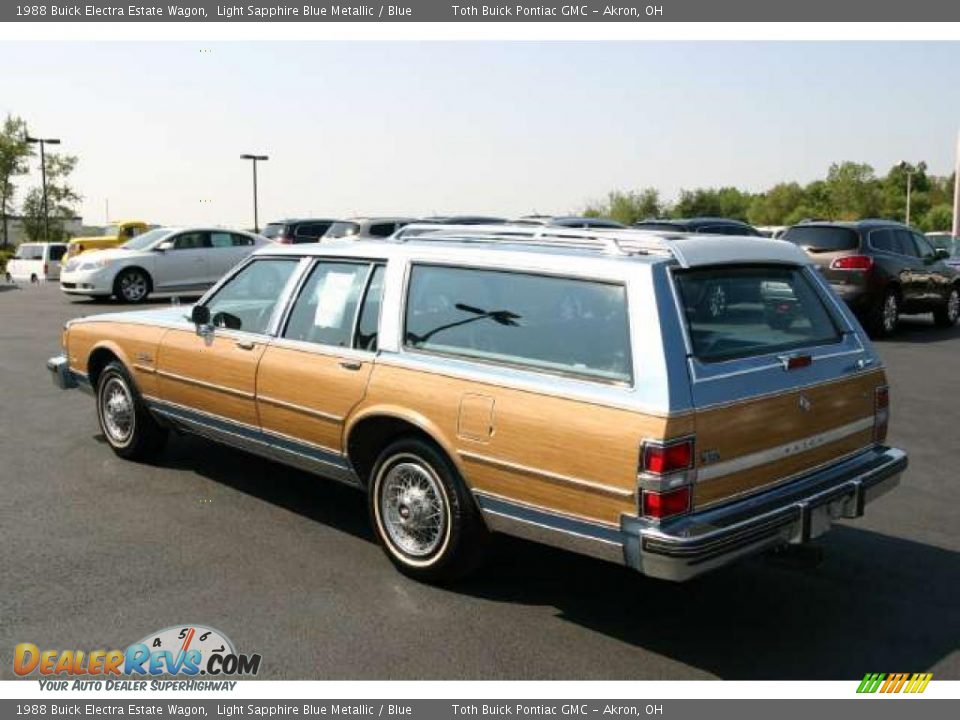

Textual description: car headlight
[79,258,112,271]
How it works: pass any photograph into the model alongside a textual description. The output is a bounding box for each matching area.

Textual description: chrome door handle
[235,340,256,350]
[339,360,362,371]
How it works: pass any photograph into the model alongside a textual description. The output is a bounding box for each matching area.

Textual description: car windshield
[324,222,360,239]
[14,244,43,260]
[783,226,860,252]
[121,228,173,251]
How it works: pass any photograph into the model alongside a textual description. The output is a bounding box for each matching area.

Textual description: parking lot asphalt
[1,281,957,680]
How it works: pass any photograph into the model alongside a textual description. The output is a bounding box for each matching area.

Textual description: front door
[256,260,386,482]
[154,258,302,434]
[153,231,211,291]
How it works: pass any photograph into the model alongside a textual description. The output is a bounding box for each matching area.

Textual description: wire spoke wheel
[99,376,135,446]
[379,460,447,559]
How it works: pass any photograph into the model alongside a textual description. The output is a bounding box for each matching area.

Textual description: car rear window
[405,265,632,383]
[673,265,842,363]
[782,226,860,252]
[324,222,360,239]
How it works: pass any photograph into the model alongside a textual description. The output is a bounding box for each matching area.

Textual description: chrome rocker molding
[475,446,906,581]
[142,397,360,487]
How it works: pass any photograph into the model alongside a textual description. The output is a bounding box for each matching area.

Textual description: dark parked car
[269,218,339,244]
[633,217,762,236]
[782,220,960,336]
[323,217,416,240]
[419,215,508,225]
[512,215,625,229]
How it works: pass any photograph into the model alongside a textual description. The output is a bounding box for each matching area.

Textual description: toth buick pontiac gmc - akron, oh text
[47,225,907,583]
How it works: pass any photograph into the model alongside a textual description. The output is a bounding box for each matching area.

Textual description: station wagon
[48,225,907,583]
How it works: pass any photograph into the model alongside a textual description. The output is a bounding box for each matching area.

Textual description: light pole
[952,130,959,238]
[240,154,268,233]
[899,161,916,226]
[25,134,61,242]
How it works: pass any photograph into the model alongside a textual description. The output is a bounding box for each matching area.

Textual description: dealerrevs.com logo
[15,625,261,690]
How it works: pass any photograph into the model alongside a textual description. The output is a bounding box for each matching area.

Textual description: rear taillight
[831,255,874,271]
[642,486,691,520]
[639,437,695,520]
[874,385,890,443]
[642,438,694,476]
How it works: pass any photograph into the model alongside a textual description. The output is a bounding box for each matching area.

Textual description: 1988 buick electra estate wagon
[48,225,907,583]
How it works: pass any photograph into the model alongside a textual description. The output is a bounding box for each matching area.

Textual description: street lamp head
[46,138,61,145]
[24,136,61,144]
[241,154,269,161]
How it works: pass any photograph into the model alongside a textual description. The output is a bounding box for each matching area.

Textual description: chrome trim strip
[132,363,156,374]
[155,369,254,400]
[473,491,625,563]
[460,450,635,499]
[256,394,344,424]
[697,416,875,483]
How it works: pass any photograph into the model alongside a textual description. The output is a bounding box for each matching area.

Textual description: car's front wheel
[114,268,151,303]
[369,437,488,584]
[933,286,960,328]
[95,361,167,460]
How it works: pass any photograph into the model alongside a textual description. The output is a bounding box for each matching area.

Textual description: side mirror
[934,248,950,260]
[191,304,210,325]
[156,240,175,252]
[190,305,213,337]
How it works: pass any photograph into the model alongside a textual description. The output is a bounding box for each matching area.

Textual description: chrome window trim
[459,450,635,500]
[398,260,637,388]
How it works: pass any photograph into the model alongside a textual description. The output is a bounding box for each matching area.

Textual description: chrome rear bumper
[623,446,907,581]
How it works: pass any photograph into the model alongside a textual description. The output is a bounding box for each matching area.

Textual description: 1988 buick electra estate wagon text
[48,225,907,583]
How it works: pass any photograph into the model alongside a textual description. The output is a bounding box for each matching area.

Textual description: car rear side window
[869,229,897,253]
[404,265,633,383]
[48,245,66,261]
[354,265,386,351]
[283,262,371,348]
[783,226,860,252]
[673,265,842,363]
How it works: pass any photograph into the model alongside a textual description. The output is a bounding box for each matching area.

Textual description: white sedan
[59,227,271,303]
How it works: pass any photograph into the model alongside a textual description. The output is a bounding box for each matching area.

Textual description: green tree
[672,187,754,221]
[747,182,805,226]
[584,188,663,225]
[0,115,32,247]
[920,204,954,233]
[824,161,882,220]
[21,151,81,242]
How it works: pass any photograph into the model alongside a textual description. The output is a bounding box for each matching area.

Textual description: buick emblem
[798,394,812,412]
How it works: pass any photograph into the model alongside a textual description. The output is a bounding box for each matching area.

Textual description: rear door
[672,263,884,509]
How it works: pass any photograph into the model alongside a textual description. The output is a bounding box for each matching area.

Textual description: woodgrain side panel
[155,329,264,427]
[256,344,373,452]
[67,322,169,397]
[692,370,885,506]
[355,363,693,526]
[693,428,876,507]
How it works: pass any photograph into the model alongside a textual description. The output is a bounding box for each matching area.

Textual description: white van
[5,243,68,283]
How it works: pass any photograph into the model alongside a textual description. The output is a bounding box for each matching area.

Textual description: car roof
[790,219,910,230]
[252,224,807,271]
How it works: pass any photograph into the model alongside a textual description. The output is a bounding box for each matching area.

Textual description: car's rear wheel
[933,287,960,328]
[114,268,150,303]
[869,288,900,337]
[96,361,167,460]
[369,437,487,584]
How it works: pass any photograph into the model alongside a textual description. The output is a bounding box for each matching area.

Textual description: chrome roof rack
[393,223,677,259]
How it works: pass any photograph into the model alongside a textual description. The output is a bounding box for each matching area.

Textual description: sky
[2,41,959,228]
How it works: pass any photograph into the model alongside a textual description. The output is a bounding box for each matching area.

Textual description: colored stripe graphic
[857,672,932,694]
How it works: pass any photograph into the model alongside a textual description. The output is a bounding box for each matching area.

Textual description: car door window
[354,265,386,351]
[870,229,896,253]
[210,232,234,249]
[48,245,66,261]
[231,234,254,247]
[367,223,396,238]
[203,259,299,335]
[174,232,210,250]
[283,262,372,347]
[912,233,935,260]
[893,230,918,257]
